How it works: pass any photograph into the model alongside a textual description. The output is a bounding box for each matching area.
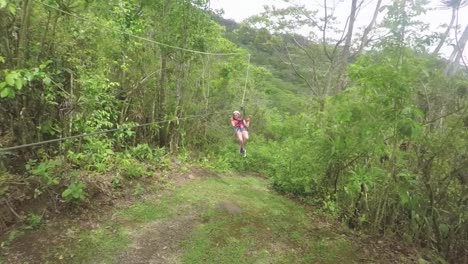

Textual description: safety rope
[0,111,228,152]
[241,53,251,116]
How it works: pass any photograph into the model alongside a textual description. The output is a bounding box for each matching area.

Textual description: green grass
[178,176,358,264]
[4,175,360,263]
[70,226,129,263]
[41,224,129,264]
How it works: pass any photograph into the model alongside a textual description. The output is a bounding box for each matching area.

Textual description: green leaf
[15,77,23,90]
[51,178,59,185]
[8,4,15,15]
[73,191,81,199]
[439,223,449,237]
[0,0,6,9]
[62,188,72,198]
[398,190,409,206]
[24,72,32,81]
[39,61,50,70]
[418,258,430,264]
[43,77,51,85]
[105,149,115,155]
[5,72,15,86]
[1,87,11,98]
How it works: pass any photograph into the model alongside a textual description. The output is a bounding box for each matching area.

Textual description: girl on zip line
[231,110,252,157]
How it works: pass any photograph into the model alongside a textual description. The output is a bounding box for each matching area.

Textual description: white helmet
[233,110,240,115]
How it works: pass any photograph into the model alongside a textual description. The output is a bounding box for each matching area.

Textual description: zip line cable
[38,2,248,57]
[40,1,253,105]
[241,53,251,109]
[0,111,229,152]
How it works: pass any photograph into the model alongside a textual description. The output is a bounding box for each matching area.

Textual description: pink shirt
[231,118,246,129]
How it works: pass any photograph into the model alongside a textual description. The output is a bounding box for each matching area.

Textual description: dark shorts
[234,127,246,133]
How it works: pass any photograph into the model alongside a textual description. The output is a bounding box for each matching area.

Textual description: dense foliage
[241,49,467,262]
[212,1,468,262]
[0,0,263,236]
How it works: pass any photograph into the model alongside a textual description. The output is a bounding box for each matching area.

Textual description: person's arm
[231,117,237,127]
[245,115,252,127]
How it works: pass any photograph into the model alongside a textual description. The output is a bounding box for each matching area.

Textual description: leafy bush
[27,214,42,229]
[62,182,87,202]
[258,49,468,261]
[118,158,148,179]
[27,159,63,186]
[67,138,115,173]
[127,144,166,162]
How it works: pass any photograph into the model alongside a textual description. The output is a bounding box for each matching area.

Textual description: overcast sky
[210,0,468,60]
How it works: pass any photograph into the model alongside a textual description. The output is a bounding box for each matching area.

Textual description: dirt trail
[0,167,421,264]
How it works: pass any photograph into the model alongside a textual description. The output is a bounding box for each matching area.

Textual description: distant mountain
[210,13,312,114]
[211,14,240,33]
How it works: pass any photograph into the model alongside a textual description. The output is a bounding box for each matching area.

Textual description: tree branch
[423,106,465,125]
[284,45,319,97]
[292,36,320,85]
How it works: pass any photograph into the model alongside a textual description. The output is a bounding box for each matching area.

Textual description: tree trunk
[47,13,60,55]
[398,0,408,49]
[158,53,168,147]
[446,24,468,75]
[337,0,358,92]
[170,61,184,153]
[16,0,33,67]
[432,7,456,55]
[38,10,52,61]
[357,0,383,55]
[342,0,358,64]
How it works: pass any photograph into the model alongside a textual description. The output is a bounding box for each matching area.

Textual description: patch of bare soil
[118,212,198,264]
[352,235,420,263]
[305,213,420,263]
[0,207,116,264]
[1,222,66,264]
[216,201,242,215]
[169,165,221,186]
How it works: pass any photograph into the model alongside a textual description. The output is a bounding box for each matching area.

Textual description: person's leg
[236,130,244,152]
[241,130,249,156]
[242,130,249,145]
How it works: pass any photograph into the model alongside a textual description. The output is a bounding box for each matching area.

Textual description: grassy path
[0,171,416,264]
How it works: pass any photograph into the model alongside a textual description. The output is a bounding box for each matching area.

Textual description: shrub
[27,159,63,186]
[62,182,87,202]
[118,158,148,179]
[27,214,42,229]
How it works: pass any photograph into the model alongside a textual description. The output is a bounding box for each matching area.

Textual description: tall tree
[337,0,358,92]
[16,0,33,67]
[432,0,467,55]
[446,23,468,75]
[246,0,362,99]
[357,0,383,54]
